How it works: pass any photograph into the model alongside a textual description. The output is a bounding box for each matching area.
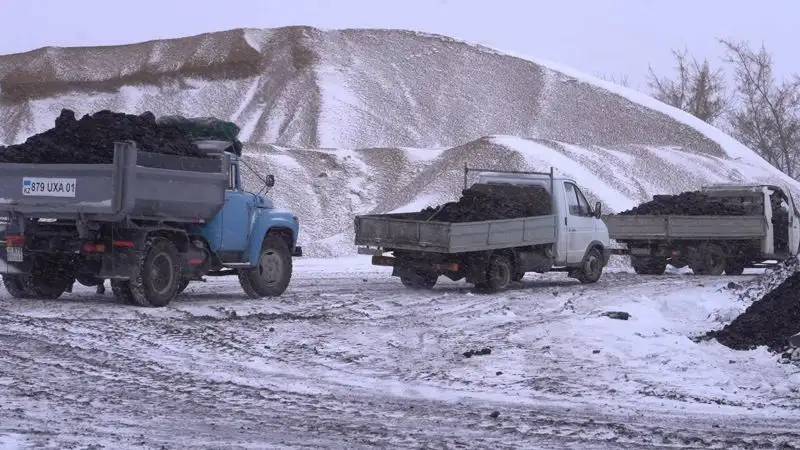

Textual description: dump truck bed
[605,214,767,241]
[0,142,229,223]
[354,212,558,253]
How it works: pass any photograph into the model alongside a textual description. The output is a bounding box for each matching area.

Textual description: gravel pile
[0,109,208,164]
[618,191,748,216]
[422,184,551,222]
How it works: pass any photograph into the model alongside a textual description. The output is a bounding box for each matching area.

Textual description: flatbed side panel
[448,215,557,253]
[605,215,668,240]
[606,215,767,240]
[0,161,119,216]
[666,216,766,239]
[354,215,451,252]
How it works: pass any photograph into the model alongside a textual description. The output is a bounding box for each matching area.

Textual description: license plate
[22,177,77,198]
[6,247,23,262]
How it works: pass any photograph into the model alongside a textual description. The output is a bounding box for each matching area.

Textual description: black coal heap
[0,109,208,164]
[618,191,748,216]
[421,183,552,222]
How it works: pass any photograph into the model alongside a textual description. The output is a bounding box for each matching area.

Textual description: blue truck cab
[184,140,302,300]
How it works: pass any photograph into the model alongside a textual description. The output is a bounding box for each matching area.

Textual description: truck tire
[239,235,293,298]
[400,272,438,289]
[724,259,746,276]
[576,247,603,284]
[692,243,726,276]
[631,256,667,275]
[176,279,190,295]
[110,280,136,305]
[127,237,183,307]
[2,274,35,299]
[476,254,512,292]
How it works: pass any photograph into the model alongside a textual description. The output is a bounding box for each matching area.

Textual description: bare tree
[596,72,631,88]
[721,39,800,178]
[647,48,729,124]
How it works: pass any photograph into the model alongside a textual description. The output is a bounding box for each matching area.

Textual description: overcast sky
[1,0,796,89]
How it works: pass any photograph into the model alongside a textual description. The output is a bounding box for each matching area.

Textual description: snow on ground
[1,258,799,448]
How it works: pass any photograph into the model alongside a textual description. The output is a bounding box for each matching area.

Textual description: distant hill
[1,26,796,256]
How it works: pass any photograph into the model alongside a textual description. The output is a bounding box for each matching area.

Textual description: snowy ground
[1,257,800,449]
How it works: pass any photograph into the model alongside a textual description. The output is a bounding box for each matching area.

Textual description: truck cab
[475,171,612,270]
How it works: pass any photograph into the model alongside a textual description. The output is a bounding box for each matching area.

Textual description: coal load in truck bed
[703,272,800,352]
[421,184,552,223]
[617,191,748,216]
[0,109,209,165]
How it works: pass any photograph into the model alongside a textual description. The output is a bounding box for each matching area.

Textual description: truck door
[219,163,253,252]
[564,181,595,264]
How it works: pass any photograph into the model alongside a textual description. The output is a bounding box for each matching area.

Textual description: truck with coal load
[0,138,302,307]
[605,184,800,275]
[354,166,612,292]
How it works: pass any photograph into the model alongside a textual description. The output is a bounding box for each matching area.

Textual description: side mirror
[594,201,602,219]
[265,174,275,188]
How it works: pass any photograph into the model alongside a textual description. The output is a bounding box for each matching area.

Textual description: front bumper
[292,246,303,257]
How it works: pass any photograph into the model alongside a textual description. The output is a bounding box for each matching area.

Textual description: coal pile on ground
[0,109,207,164]
[703,272,800,352]
[617,191,748,216]
[422,184,551,222]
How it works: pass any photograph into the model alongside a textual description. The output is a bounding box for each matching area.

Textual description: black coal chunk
[421,183,552,223]
[617,191,748,216]
[0,109,208,164]
[705,272,800,352]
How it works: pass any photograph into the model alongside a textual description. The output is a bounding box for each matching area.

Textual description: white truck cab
[475,170,612,269]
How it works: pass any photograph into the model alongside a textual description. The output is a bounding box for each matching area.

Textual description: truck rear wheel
[2,275,35,299]
[111,280,136,305]
[127,237,183,307]
[692,243,726,276]
[239,235,293,298]
[400,271,438,289]
[631,256,667,275]
[476,254,512,292]
[724,260,746,276]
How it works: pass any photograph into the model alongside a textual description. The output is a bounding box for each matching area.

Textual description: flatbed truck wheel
[2,274,35,299]
[476,254,512,292]
[400,272,438,289]
[631,256,667,275]
[693,243,726,276]
[239,235,293,298]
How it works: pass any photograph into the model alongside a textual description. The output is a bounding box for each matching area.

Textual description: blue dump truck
[0,139,302,307]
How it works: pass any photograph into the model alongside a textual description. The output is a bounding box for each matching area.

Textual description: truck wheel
[111,280,136,305]
[724,260,746,276]
[476,254,512,292]
[576,247,604,283]
[128,237,183,307]
[400,272,438,289]
[2,274,35,299]
[693,243,726,276]
[631,256,667,275]
[176,279,190,295]
[238,235,293,298]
